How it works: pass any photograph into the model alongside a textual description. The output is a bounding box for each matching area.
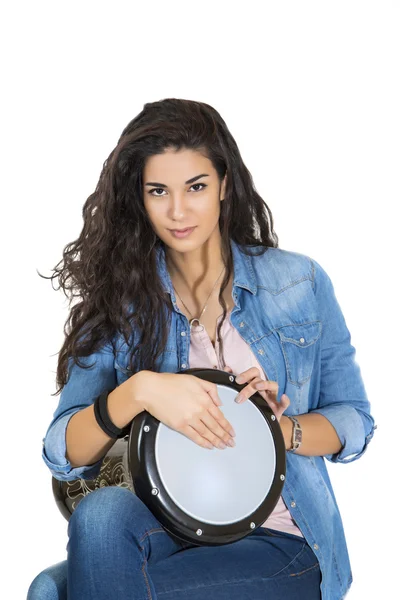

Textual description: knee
[68,486,140,538]
[27,561,67,600]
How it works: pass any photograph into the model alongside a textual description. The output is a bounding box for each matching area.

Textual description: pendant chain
[172,265,226,332]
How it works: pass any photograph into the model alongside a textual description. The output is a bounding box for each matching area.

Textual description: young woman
[29,98,376,600]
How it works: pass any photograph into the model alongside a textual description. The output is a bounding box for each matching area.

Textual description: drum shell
[52,368,286,548]
[128,368,286,546]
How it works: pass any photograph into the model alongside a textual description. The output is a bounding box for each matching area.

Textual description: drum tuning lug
[151,488,159,496]
[229,375,234,382]
[280,474,285,481]
[271,415,276,421]
[250,522,256,529]
[144,426,150,432]
[196,529,203,536]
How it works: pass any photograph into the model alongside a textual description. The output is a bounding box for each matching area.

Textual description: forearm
[280,413,343,457]
[66,370,147,468]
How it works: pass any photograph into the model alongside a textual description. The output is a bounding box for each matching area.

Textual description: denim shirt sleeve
[41,342,117,481]
[309,258,377,463]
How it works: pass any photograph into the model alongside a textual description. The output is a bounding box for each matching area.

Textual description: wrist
[280,415,293,451]
[129,370,152,412]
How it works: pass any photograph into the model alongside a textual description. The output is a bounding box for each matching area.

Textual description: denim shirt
[42,239,376,600]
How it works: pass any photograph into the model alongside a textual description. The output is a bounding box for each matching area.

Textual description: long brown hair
[38,98,279,396]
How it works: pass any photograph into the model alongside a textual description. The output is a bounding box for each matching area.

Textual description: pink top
[188,308,304,538]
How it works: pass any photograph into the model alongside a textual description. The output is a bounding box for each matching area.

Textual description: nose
[167,194,187,220]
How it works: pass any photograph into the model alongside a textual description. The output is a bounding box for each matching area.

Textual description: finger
[200,379,222,406]
[223,366,233,373]
[208,404,236,437]
[237,378,278,403]
[181,424,214,450]
[190,409,235,447]
[235,367,260,384]
[254,380,279,395]
[235,377,266,403]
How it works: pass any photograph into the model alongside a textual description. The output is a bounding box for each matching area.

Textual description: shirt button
[181,331,186,336]
[181,363,187,369]
[313,543,319,550]
[299,337,305,344]
[291,501,296,507]
[239,322,244,327]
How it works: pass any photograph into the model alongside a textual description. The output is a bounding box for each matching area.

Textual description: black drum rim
[128,368,286,547]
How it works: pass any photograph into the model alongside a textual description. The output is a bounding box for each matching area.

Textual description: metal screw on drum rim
[280,474,285,481]
[196,529,203,536]
[144,425,150,432]
[229,375,234,382]
[271,414,276,421]
[250,522,256,529]
[151,488,159,495]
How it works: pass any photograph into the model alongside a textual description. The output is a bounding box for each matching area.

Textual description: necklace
[172,265,226,332]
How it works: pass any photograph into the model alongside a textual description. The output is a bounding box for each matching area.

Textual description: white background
[1,1,398,598]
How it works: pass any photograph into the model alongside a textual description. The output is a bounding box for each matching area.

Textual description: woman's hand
[138,371,236,450]
[222,366,290,423]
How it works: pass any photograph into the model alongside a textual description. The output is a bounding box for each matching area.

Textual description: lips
[170,227,194,232]
[168,226,197,238]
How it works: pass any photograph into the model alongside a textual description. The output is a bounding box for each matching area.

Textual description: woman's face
[142,147,226,251]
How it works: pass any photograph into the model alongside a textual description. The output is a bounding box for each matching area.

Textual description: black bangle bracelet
[94,391,132,439]
[102,390,132,438]
[98,390,122,437]
[99,390,132,439]
[93,392,119,439]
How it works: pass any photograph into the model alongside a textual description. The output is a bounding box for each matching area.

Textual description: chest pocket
[276,321,322,386]
[114,350,179,385]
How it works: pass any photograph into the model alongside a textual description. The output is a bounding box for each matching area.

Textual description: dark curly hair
[38,98,279,396]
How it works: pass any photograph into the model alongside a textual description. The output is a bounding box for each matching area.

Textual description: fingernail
[235,394,244,403]
[235,376,242,383]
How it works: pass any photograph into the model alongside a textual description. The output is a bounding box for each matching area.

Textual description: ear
[220,174,227,201]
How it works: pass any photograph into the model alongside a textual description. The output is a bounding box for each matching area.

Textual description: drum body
[128,368,286,546]
[52,368,286,547]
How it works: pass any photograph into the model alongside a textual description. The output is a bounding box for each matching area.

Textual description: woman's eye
[149,188,166,196]
[190,183,207,192]
[148,183,207,197]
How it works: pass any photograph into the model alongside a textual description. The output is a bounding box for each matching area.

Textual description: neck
[165,233,226,294]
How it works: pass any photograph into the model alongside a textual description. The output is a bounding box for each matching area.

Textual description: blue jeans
[29,486,322,599]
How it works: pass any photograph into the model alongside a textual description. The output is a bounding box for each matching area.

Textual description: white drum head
[156,383,276,524]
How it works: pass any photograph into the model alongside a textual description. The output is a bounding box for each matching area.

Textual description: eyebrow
[144,173,210,188]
